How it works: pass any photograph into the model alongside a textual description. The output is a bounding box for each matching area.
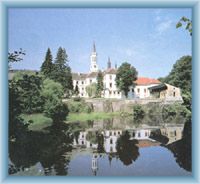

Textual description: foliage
[51,47,73,97]
[41,79,68,124]
[41,79,64,100]
[161,103,191,124]
[162,56,192,93]
[115,62,138,98]
[116,131,139,165]
[21,113,53,131]
[40,48,54,78]
[16,74,44,114]
[74,84,79,96]
[9,81,30,140]
[86,83,97,98]
[44,99,69,124]
[176,16,192,36]
[133,104,145,121]
[159,55,192,112]
[8,48,25,67]
[86,131,98,144]
[67,100,93,113]
[96,71,104,97]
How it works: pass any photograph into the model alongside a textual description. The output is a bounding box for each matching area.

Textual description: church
[72,43,182,101]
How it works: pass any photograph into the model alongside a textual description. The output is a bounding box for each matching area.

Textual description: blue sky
[8,8,192,78]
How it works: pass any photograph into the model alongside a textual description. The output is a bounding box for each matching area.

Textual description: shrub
[67,100,93,113]
[133,104,145,121]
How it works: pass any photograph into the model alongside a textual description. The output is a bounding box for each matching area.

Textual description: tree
[176,16,192,36]
[51,47,73,97]
[115,62,138,98]
[8,48,25,69]
[96,71,104,97]
[86,83,97,98]
[42,79,68,124]
[17,74,44,114]
[74,84,79,96]
[40,48,53,78]
[9,81,30,141]
[162,56,192,93]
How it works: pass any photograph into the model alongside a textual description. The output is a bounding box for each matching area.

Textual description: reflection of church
[91,153,98,176]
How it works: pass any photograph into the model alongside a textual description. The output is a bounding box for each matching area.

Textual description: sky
[8,8,192,79]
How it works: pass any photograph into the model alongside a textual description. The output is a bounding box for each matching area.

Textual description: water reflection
[9,117,192,176]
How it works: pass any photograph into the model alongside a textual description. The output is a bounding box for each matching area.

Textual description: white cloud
[155,20,173,34]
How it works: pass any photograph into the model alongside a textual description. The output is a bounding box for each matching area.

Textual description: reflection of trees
[9,123,73,175]
[165,120,192,172]
[116,131,139,166]
[150,129,169,144]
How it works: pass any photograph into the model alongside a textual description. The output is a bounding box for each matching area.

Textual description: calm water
[9,118,192,176]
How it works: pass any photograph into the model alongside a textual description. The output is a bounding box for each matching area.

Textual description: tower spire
[107,57,111,69]
[93,41,96,52]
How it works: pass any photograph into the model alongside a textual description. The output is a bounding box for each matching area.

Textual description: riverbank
[22,112,123,131]
[66,112,122,123]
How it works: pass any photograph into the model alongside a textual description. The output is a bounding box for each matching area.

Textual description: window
[110,139,113,144]
[110,75,112,80]
[118,91,120,94]
[132,88,134,92]
[118,131,120,135]
[82,134,84,138]
[109,91,112,95]
[94,65,96,68]
[144,89,146,93]
[110,83,112,88]
[76,81,79,85]
[114,132,116,136]
[82,81,84,85]
[82,141,84,145]
[173,92,176,97]
[110,147,113,152]
[109,131,112,136]
[90,79,92,84]
[114,91,116,95]
[137,88,140,93]
[145,132,148,137]
[138,132,141,137]
[82,88,84,90]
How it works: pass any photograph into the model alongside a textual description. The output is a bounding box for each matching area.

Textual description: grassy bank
[66,112,121,123]
[21,113,53,131]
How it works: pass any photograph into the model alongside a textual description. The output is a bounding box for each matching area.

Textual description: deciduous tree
[115,62,138,98]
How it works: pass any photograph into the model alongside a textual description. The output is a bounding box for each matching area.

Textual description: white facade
[72,43,182,100]
[134,84,159,99]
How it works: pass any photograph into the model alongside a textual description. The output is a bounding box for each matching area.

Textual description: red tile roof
[134,77,161,85]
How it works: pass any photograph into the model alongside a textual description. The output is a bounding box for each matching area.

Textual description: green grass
[66,112,121,123]
[21,113,53,131]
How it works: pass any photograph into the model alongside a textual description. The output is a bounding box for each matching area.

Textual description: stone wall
[84,98,172,113]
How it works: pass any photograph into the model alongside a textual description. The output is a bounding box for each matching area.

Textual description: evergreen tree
[51,47,73,97]
[41,48,53,78]
[74,84,79,96]
[96,71,104,97]
[115,62,138,98]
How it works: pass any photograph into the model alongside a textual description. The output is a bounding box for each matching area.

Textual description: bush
[133,104,145,121]
[67,100,93,113]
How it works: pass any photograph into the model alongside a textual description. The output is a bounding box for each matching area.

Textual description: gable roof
[104,68,117,75]
[72,73,88,80]
[134,77,161,85]
[87,72,98,78]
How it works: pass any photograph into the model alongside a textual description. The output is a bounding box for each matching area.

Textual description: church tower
[90,42,98,72]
